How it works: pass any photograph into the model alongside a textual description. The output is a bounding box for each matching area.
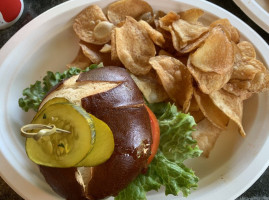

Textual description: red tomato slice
[145,105,160,165]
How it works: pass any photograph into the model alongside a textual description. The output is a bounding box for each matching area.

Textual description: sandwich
[24,66,155,200]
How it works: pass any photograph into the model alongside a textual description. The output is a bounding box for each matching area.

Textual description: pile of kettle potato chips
[68,0,269,157]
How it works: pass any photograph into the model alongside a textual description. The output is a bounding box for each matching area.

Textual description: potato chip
[73,5,110,44]
[223,82,253,100]
[171,19,209,49]
[231,43,252,80]
[107,0,153,25]
[149,55,193,112]
[115,16,156,75]
[233,41,242,63]
[230,42,264,80]
[209,89,245,136]
[153,14,178,54]
[70,3,269,155]
[155,10,166,19]
[237,41,256,61]
[138,20,165,46]
[158,49,172,56]
[179,31,209,54]
[231,59,265,80]
[169,26,182,52]
[110,28,121,64]
[229,71,269,93]
[187,59,233,94]
[246,71,269,92]
[130,70,169,103]
[227,41,269,96]
[162,32,178,55]
[190,109,205,123]
[159,11,180,31]
[100,44,111,53]
[139,12,154,24]
[79,41,121,66]
[188,96,200,112]
[190,26,234,74]
[179,8,204,24]
[210,18,240,43]
[193,88,229,129]
[192,118,222,157]
[66,48,92,69]
[80,42,102,64]
[93,21,114,42]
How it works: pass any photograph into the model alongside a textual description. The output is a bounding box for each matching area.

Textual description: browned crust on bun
[39,66,152,200]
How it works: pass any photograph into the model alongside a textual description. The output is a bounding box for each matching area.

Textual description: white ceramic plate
[233,0,269,33]
[0,0,269,199]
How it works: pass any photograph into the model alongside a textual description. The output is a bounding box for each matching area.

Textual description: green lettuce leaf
[18,63,103,112]
[156,103,202,163]
[116,103,202,200]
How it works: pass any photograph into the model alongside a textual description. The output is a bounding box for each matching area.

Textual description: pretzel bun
[39,66,152,200]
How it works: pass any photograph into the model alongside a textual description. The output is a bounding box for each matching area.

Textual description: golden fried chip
[155,10,166,19]
[115,16,155,75]
[187,59,233,94]
[80,42,102,64]
[237,41,256,61]
[171,19,209,49]
[73,5,111,44]
[153,15,177,54]
[227,41,269,95]
[159,11,180,31]
[231,59,265,80]
[107,0,153,25]
[210,18,240,43]
[194,88,229,129]
[223,82,253,100]
[229,71,269,93]
[110,28,121,63]
[192,118,222,157]
[170,26,207,54]
[158,49,172,56]
[247,71,269,92]
[162,32,178,55]
[231,43,255,80]
[130,70,169,103]
[66,48,92,69]
[179,8,204,24]
[209,89,245,136]
[190,109,205,123]
[139,12,154,25]
[100,44,111,53]
[189,96,200,112]
[179,31,209,54]
[138,20,165,46]
[149,55,193,112]
[169,26,182,52]
[230,42,264,80]
[153,10,167,32]
[190,26,234,74]
[79,41,121,66]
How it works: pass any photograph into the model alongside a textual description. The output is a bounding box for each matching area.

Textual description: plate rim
[0,0,269,200]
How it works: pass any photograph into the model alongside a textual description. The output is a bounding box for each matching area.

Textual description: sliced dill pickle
[76,114,114,167]
[26,102,95,167]
[33,97,69,121]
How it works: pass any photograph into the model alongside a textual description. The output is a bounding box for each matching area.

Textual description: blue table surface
[0,0,268,199]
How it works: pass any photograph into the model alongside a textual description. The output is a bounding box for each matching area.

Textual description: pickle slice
[33,97,69,121]
[77,114,114,167]
[26,102,95,167]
